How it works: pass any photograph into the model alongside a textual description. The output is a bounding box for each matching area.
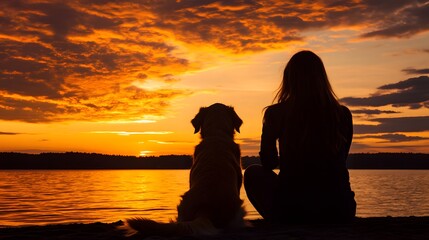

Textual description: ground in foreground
[0,216,428,240]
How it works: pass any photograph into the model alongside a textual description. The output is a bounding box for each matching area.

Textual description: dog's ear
[191,107,207,134]
[229,107,243,133]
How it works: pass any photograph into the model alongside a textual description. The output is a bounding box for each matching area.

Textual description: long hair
[273,50,345,153]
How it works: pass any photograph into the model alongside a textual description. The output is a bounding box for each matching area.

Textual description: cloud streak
[341,76,429,109]
[402,68,429,75]
[360,2,429,39]
[354,116,429,134]
[354,133,428,143]
[0,131,21,135]
[351,109,399,115]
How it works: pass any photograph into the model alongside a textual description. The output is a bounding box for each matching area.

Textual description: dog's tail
[120,217,219,237]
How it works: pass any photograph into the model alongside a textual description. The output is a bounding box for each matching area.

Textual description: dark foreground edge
[1,216,428,240]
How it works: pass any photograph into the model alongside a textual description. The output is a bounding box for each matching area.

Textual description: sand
[1,216,428,240]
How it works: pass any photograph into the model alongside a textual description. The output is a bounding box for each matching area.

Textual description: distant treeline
[0,152,192,169]
[0,152,428,169]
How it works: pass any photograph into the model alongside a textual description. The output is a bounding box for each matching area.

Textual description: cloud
[354,133,428,143]
[0,95,67,122]
[0,131,21,135]
[354,116,429,134]
[1,0,429,122]
[341,76,429,109]
[147,0,307,52]
[0,88,191,122]
[350,142,428,153]
[345,76,429,141]
[402,68,429,75]
[0,1,192,122]
[351,109,399,115]
[237,137,260,155]
[360,2,429,38]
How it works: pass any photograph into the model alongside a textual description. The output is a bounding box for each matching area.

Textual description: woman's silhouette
[244,50,356,223]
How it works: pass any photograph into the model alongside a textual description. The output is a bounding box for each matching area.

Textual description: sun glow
[139,150,153,156]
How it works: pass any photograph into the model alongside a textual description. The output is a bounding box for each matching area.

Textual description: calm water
[0,170,428,227]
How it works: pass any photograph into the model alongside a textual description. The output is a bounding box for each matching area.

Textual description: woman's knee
[244,165,262,191]
[244,164,264,183]
[245,164,277,177]
[244,164,278,187]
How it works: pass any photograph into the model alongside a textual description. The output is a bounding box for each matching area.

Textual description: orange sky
[0,0,428,156]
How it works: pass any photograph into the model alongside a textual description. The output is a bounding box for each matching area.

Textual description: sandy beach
[1,216,428,240]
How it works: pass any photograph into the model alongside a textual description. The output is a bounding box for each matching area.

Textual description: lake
[0,170,428,227]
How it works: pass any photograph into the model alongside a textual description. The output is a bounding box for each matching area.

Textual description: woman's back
[260,101,355,222]
[244,50,356,223]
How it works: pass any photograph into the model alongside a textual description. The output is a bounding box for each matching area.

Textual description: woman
[244,50,356,223]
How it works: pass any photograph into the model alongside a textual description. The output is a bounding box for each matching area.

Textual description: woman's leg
[243,165,278,220]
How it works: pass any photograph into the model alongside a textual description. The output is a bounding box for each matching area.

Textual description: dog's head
[191,103,242,138]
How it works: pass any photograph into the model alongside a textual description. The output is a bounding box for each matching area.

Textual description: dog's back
[178,136,244,228]
[123,103,245,237]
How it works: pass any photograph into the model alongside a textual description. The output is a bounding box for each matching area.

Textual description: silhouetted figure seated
[244,51,356,223]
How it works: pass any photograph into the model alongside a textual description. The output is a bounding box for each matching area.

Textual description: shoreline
[1,216,428,240]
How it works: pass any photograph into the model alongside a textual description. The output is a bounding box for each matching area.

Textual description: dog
[123,103,246,237]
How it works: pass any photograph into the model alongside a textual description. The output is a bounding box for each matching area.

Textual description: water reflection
[0,170,185,226]
[349,170,429,217]
[0,170,428,227]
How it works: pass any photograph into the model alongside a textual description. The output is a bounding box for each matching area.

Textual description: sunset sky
[1,0,428,156]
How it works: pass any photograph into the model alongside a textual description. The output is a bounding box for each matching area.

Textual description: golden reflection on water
[0,170,258,227]
[0,170,428,227]
[0,170,185,227]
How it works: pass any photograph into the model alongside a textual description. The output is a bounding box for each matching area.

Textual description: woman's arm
[342,106,353,155]
[259,107,280,170]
